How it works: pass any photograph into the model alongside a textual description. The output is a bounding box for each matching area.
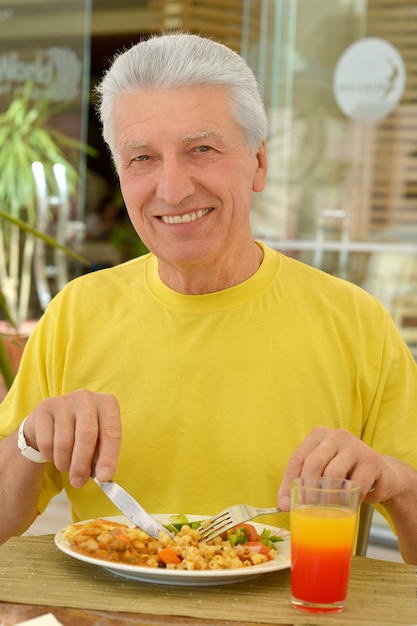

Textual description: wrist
[17,416,47,463]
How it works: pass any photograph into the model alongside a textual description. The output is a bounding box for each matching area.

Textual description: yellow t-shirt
[1,242,417,530]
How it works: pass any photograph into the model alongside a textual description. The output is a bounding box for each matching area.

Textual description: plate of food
[54,514,291,586]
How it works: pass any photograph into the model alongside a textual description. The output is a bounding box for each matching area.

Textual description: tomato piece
[230,523,260,542]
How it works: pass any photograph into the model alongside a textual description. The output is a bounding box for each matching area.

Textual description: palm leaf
[0,210,90,267]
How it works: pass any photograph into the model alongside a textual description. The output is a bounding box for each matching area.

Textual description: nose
[156,155,196,206]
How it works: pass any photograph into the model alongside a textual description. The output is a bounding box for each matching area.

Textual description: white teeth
[161,208,211,224]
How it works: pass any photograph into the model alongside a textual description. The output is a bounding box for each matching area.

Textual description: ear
[252,141,267,192]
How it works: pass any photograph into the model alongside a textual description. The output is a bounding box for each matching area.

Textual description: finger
[69,393,120,487]
[21,410,55,462]
[38,392,95,474]
[278,428,329,509]
[316,432,380,500]
[320,447,360,480]
[277,457,303,511]
[68,409,99,487]
[301,428,364,478]
[92,395,122,482]
[26,398,75,465]
[347,464,380,502]
[287,432,378,505]
[278,427,367,510]
[50,409,78,472]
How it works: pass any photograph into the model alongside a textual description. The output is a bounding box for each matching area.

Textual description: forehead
[113,84,241,143]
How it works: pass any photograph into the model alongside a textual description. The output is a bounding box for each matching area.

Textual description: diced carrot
[158,545,181,565]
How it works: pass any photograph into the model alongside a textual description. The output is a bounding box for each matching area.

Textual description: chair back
[356,502,374,556]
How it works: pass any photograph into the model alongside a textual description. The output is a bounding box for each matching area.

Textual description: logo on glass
[333,37,406,122]
[0,47,82,103]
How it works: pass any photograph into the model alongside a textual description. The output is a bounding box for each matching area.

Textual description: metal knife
[93,477,174,540]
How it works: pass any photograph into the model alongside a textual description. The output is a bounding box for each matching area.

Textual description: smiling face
[113,84,267,292]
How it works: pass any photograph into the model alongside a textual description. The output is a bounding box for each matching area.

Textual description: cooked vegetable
[259,528,284,549]
[164,514,202,533]
[158,545,182,564]
[63,516,282,570]
[227,523,260,545]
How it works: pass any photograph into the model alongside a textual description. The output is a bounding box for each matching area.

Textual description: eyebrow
[122,141,149,151]
[182,130,222,142]
[121,130,222,153]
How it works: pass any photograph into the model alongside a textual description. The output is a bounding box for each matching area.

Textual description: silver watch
[17,416,47,463]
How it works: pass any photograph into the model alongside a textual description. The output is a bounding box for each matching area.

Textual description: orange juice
[291,505,357,610]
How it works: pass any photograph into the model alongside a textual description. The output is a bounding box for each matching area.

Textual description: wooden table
[0,535,416,625]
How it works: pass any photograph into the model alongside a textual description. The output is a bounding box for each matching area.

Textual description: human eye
[128,152,155,169]
[195,145,212,153]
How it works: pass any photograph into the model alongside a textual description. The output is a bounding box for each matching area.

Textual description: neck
[157,241,264,295]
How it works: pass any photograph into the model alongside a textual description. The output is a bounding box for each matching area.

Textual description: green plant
[0,81,92,327]
[0,82,92,392]
[0,209,89,392]
[0,288,15,390]
[108,189,149,261]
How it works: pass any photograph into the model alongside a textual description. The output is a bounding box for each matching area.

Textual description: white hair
[96,32,268,165]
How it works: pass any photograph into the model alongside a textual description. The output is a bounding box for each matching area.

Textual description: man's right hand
[22,389,121,487]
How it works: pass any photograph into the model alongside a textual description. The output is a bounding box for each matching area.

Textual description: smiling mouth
[160,208,212,224]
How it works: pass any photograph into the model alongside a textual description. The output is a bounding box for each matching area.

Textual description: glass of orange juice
[290,476,360,613]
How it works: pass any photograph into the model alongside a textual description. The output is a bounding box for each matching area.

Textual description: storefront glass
[0,0,92,322]
[243,0,417,357]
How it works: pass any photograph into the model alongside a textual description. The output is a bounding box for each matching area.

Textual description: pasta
[62,518,278,570]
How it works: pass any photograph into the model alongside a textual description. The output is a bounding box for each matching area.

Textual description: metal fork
[197,504,282,542]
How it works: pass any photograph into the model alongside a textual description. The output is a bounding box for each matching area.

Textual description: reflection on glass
[242,0,417,356]
[0,0,91,324]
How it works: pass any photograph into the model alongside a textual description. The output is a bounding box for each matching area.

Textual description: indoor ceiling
[0,0,153,41]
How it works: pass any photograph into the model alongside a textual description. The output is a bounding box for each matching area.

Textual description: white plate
[54,514,291,586]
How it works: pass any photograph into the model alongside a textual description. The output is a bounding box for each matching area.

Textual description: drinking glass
[290,476,360,613]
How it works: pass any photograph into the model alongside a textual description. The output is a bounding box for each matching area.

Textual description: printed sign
[0,47,82,102]
[333,37,406,122]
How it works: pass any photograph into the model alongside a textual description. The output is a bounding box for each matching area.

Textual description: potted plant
[0,81,89,327]
[0,81,90,393]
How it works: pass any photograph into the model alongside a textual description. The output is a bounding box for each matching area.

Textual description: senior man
[1,33,417,563]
